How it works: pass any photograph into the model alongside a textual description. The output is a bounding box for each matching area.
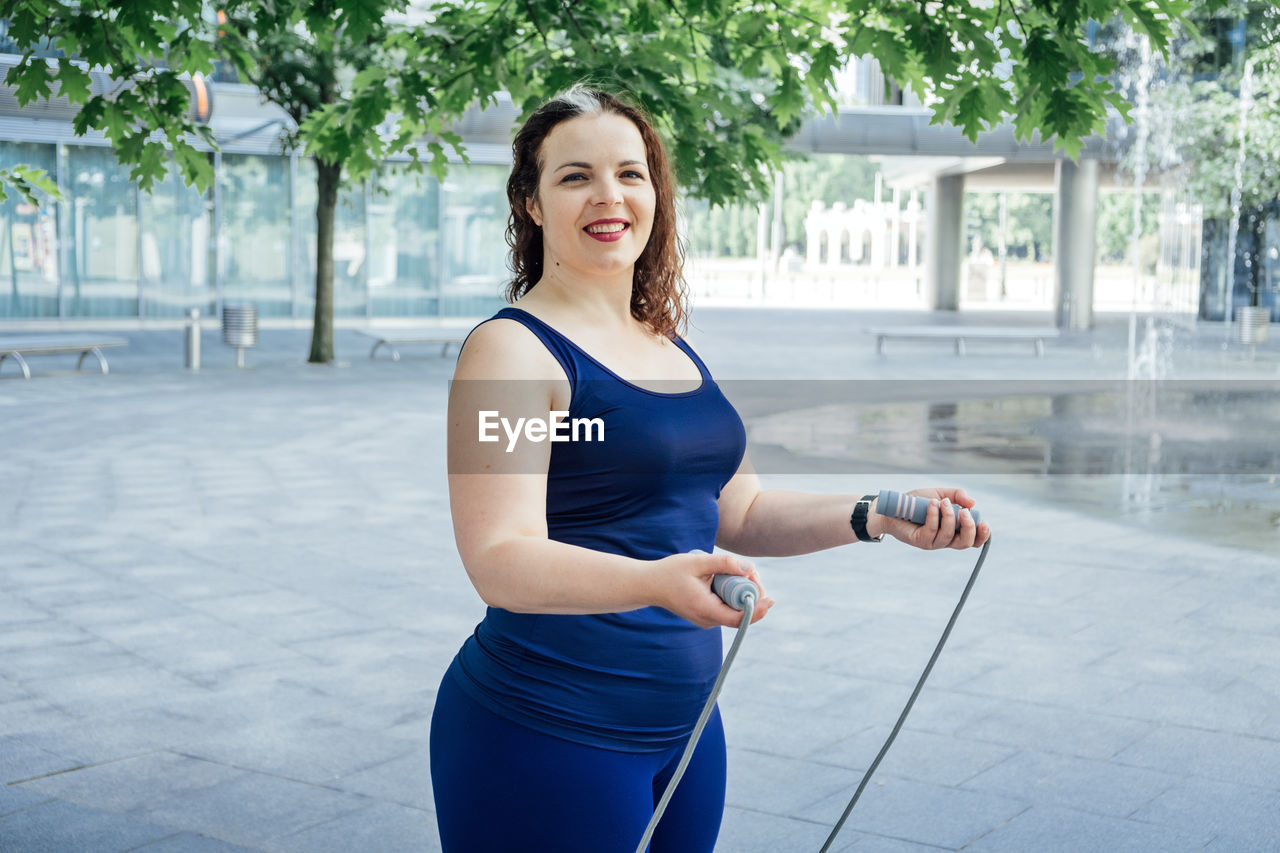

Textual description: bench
[867,326,1060,357]
[355,329,466,361]
[0,337,129,379]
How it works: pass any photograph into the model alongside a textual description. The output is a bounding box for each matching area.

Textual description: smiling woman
[503,87,684,339]
[430,84,988,853]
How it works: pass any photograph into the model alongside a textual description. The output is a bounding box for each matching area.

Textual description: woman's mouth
[584,221,629,242]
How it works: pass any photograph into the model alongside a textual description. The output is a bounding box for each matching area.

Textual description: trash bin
[1238,305,1270,347]
[185,308,202,370]
[222,304,258,368]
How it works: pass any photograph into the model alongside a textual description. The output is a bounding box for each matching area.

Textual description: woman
[431,85,990,852]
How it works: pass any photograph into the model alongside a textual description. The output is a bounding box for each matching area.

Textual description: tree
[3,0,1197,360]
[1126,0,1280,308]
[965,192,1056,262]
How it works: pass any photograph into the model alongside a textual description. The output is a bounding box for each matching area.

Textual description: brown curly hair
[504,85,688,339]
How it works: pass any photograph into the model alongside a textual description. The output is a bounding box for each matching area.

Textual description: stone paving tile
[0,733,84,783]
[16,751,243,814]
[0,675,29,703]
[960,748,1183,818]
[1066,616,1220,659]
[48,592,197,629]
[263,801,438,853]
[955,701,1154,761]
[135,771,375,849]
[132,833,263,852]
[1086,645,1245,691]
[1129,776,1280,846]
[720,699,877,761]
[810,726,1017,788]
[179,719,418,786]
[110,564,279,604]
[20,664,211,718]
[0,620,97,654]
[0,637,141,682]
[1114,725,1280,790]
[0,597,51,625]
[879,689,1003,739]
[952,661,1137,714]
[726,665,917,727]
[0,784,54,818]
[310,690,435,743]
[714,806,839,852]
[12,712,205,766]
[329,748,433,811]
[841,834,960,852]
[1199,833,1280,853]
[724,747,861,816]
[960,804,1216,853]
[933,632,1119,691]
[0,798,177,852]
[129,638,308,686]
[798,775,1030,850]
[1100,679,1276,735]
[1184,597,1280,636]
[20,577,152,611]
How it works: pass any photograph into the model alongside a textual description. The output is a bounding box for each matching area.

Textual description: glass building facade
[0,140,510,322]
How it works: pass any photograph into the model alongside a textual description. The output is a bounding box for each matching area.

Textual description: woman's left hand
[874,488,990,550]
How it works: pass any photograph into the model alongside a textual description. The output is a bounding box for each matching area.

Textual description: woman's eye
[623,170,645,179]
[561,173,587,183]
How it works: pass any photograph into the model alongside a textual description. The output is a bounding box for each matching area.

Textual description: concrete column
[805,201,822,267]
[908,191,919,269]
[926,174,964,310]
[756,201,769,298]
[890,188,901,268]
[1052,158,1100,330]
[771,169,784,264]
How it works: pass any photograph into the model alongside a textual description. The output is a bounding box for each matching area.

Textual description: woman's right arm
[446,319,769,628]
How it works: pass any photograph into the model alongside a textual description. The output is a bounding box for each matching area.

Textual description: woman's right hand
[651,551,774,629]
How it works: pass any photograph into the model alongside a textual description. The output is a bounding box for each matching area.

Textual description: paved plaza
[2,306,1279,852]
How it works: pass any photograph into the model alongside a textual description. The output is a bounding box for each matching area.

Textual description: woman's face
[526,112,657,283]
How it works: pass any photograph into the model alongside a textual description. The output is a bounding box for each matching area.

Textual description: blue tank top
[449,307,747,752]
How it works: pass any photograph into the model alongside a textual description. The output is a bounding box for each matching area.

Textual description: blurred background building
[0,12,1274,328]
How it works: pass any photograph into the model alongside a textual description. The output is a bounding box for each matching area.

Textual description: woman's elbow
[456,538,537,611]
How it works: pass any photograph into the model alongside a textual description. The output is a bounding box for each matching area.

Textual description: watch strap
[851,492,884,542]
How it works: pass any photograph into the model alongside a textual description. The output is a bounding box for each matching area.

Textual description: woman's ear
[525,197,542,228]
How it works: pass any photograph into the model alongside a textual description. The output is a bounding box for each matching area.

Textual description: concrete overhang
[787,105,1121,162]
[875,155,1146,193]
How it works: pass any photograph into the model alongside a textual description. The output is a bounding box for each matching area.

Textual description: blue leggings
[429,670,726,852]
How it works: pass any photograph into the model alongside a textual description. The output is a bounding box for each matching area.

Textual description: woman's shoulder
[453,311,564,382]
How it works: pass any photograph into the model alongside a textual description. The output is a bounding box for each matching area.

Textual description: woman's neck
[521,266,637,330]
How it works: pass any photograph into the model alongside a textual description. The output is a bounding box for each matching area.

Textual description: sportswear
[448,306,747,751]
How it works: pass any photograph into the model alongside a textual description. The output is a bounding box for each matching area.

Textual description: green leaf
[72,96,106,136]
[55,62,93,103]
[12,59,55,106]
[0,165,63,206]
[953,85,994,142]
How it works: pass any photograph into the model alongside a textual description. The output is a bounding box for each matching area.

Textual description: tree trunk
[309,157,341,364]
[1247,209,1267,308]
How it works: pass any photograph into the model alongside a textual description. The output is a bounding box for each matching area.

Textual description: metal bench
[355,329,466,361]
[867,326,1060,357]
[0,336,130,379]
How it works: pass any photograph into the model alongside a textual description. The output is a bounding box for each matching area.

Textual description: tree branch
[559,0,596,52]
[521,0,553,54]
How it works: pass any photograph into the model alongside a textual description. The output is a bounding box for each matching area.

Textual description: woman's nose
[591,177,623,206]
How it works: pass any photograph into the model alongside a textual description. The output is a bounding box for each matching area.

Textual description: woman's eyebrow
[553,159,646,171]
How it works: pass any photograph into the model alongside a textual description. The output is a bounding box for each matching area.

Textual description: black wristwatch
[851,493,884,542]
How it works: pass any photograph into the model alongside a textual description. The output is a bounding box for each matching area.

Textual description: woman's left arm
[715,454,990,557]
